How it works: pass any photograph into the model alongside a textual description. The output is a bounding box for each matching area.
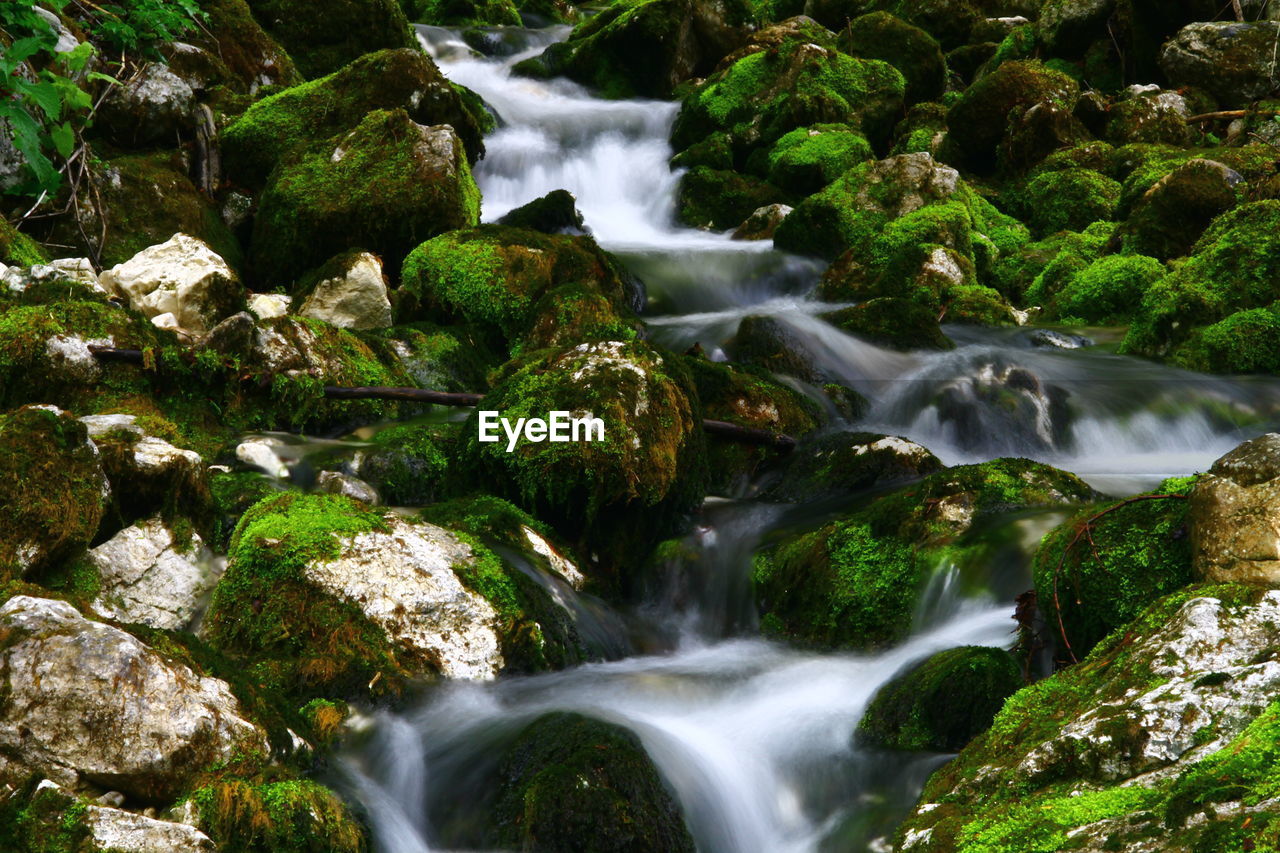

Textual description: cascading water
[336,25,1280,853]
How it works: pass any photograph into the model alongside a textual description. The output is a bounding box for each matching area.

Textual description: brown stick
[87,347,796,450]
[1186,109,1263,123]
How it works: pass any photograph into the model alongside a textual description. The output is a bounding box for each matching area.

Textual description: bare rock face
[1189,433,1280,584]
[295,250,393,330]
[99,234,242,333]
[98,62,197,147]
[0,596,269,800]
[89,517,219,630]
[85,799,217,852]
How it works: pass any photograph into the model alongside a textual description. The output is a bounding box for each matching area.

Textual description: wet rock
[858,646,1022,751]
[497,188,590,235]
[767,431,944,502]
[731,203,792,240]
[0,406,110,580]
[98,63,196,148]
[348,421,452,505]
[235,436,290,478]
[1160,21,1280,108]
[99,234,243,334]
[1026,328,1092,349]
[931,362,1073,453]
[822,298,954,351]
[0,596,269,800]
[251,109,479,287]
[196,310,258,359]
[726,314,831,383]
[316,469,380,504]
[1190,434,1280,585]
[677,167,791,231]
[487,712,696,852]
[89,517,218,630]
[295,250,392,330]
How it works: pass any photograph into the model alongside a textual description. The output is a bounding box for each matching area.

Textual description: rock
[895,585,1280,851]
[1105,89,1192,146]
[89,517,218,630]
[0,406,110,580]
[930,362,1073,453]
[1190,434,1280,585]
[1035,479,1195,658]
[1036,0,1113,55]
[1017,167,1120,237]
[496,189,590,235]
[248,292,291,319]
[1043,253,1166,324]
[515,0,758,98]
[295,250,393,330]
[1160,21,1280,108]
[100,234,243,333]
[223,48,484,189]
[316,470,380,504]
[251,109,479,287]
[235,436,290,478]
[731,203,792,240]
[765,124,872,195]
[86,799,217,852]
[410,0,521,26]
[2,257,104,295]
[767,432,944,502]
[946,60,1080,172]
[822,298,954,351]
[676,167,791,231]
[98,63,197,148]
[244,0,419,78]
[1026,328,1092,349]
[487,712,696,852]
[196,310,258,359]
[839,12,946,105]
[726,314,832,383]
[0,596,269,800]
[181,0,301,93]
[204,494,591,698]
[0,216,49,267]
[1120,158,1242,260]
[348,421,452,505]
[857,646,1022,751]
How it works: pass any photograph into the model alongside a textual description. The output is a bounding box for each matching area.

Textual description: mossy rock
[0,777,95,852]
[670,21,906,160]
[251,108,480,288]
[210,470,290,549]
[353,420,456,505]
[514,0,757,99]
[839,12,945,105]
[362,321,500,393]
[1048,253,1166,325]
[946,60,1079,172]
[405,0,521,24]
[189,778,367,853]
[765,124,873,195]
[676,166,791,230]
[890,101,948,157]
[0,406,109,581]
[726,314,833,384]
[496,189,589,235]
[1171,305,1280,376]
[488,712,696,852]
[1118,158,1243,261]
[245,0,417,78]
[91,422,216,540]
[822,298,954,351]
[858,646,1022,751]
[1021,220,1113,309]
[1122,200,1280,362]
[458,341,708,574]
[766,431,944,502]
[754,458,1096,649]
[398,225,638,354]
[524,280,643,351]
[1017,167,1120,238]
[0,218,48,267]
[185,0,301,96]
[223,48,485,190]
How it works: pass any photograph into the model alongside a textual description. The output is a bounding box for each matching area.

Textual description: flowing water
[333,26,1280,852]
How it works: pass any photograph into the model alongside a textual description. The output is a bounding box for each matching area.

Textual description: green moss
[859,646,1022,752]
[1022,222,1113,309]
[251,108,480,288]
[839,11,945,104]
[1018,168,1120,237]
[0,218,49,267]
[245,0,417,78]
[1119,158,1247,262]
[354,420,454,505]
[525,281,640,351]
[1172,305,1280,376]
[958,785,1158,853]
[1165,700,1280,827]
[676,166,791,230]
[765,124,872,195]
[1050,253,1166,325]
[0,777,93,853]
[224,48,483,190]
[822,298,954,351]
[946,60,1079,172]
[488,712,696,852]
[191,778,366,853]
[210,471,289,550]
[407,0,520,24]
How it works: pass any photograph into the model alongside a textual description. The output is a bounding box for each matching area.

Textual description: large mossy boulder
[406,0,521,25]
[1118,158,1244,261]
[514,0,758,99]
[1160,21,1280,109]
[670,18,905,162]
[204,493,591,701]
[764,124,872,195]
[858,646,1022,752]
[893,584,1280,852]
[186,0,302,93]
[0,218,48,267]
[1033,479,1195,661]
[398,225,639,353]
[946,60,1080,172]
[822,298,955,350]
[753,458,1096,650]
[1122,200,1280,364]
[676,166,791,230]
[488,712,696,852]
[1042,253,1166,325]
[766,431,943,502]
[459,341,708,575]
[0,406,110,580]
[1016,166,1120,237]
[224,48,485,189]
[838,12,945,105]
[251,108,480,287]
[245,0,418,78]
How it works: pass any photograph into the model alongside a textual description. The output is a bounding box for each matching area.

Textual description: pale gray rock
[1159,22,1280,108]
[235,436,290,479]
[0,596,269,800]
[90,517,219,630]
[86,801,217,852]
[1190,433,1280,584]
[99,234,241,333]
[732,203,792,241]
[316,470,380,505]
[296,251,393,330]
[100,62,197,146]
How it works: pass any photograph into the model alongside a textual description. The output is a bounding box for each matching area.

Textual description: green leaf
[50,121,75,159]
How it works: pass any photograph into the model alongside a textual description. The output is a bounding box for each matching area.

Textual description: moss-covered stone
[210,470,290,549]
[822,298,954,351]
[1033,479,1194,660]
[1118,158,1243,261]
[839,12,945,105]
[753,458,1096,649]
[766,431,944,502]
[764,124,872,195]
[1021,221,1112,309]
[676,166,792,230]
[670,21,906,160]
[0,777,94,853]
[0,406,109,581]
[1172,305,1280,376]
[0,218,48,267]
[406,0,520,25]
[890,101,948,158]
[946,60,1080,172]
[858,646,1022,752]
[251,108,480,288]
[458,341,707,574]
[353,420,455,505]
[188,0,302,94]
[190,778,366,853]
[1017,167,1120,237]
[488,712,695,852]
[524,281,643,351]
[223,48,485,190]
[1104,91,1194,146]
[362,321,500,393]
[496,189,589,235]
[398,225,637,354]
[245,0,417,79]
[515,0,757,99]
[1048,253,1166,324]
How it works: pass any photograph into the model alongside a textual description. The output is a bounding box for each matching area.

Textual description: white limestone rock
[100,234,241,333]
[296,251,393,330]
[90,518,219,630]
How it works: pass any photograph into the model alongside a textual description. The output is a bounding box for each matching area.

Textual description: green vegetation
[765,125,873,195]
[1050,253,1166,325]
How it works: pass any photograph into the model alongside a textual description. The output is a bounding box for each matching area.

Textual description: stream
[330,25,1280,852]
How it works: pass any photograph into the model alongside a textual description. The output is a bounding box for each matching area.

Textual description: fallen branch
[1186,109,1279,123]
[87,347,796,450]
